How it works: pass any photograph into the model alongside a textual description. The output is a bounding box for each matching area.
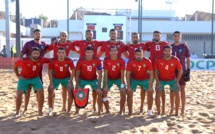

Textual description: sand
[0,69,215,134]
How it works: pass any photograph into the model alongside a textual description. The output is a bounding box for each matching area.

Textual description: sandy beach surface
[0,69,215,134]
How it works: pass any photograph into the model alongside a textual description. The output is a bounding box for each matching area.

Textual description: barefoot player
[48,47,75,115]
[171,31,191,116]
[103,46,126,115]
[154,45,182,116]
[14,48,49,116]
[126,49,154,116]
[75,46,103,115]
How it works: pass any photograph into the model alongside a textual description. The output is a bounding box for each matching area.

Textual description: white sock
[148,110,152,116]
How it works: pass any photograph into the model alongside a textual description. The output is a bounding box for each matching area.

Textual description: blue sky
[0,0,213,20]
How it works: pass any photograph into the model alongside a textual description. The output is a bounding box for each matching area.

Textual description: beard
[136,58,142,61]
[133,41,138,44]
[153,39,160,42]
[34,38,40,41]
[32,56,38,60]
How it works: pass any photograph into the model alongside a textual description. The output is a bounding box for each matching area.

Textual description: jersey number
[165,65,169,70]
[155,45,160,51]
[87,66,92,71]
[112,65,116,71]
[32,65,36,71]
[60,66,63,72]
[138,65,141,71]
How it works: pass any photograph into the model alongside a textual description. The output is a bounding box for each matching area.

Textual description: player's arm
[154,69,160,85]
[176,69,183,84]
[19,43,28,59]
[97,50,104,57]
[19,52,24,60]
[148,70,154,89]
[103,70,108,89]
[126,71,131,91]
[48,69,54,88]
[122,52,129,59]
[186,57,191,70]
[13,63,20,78]
[97,43,105,57]
[120,70,125,86]
[97,66,102,90]
[75,70,81,90]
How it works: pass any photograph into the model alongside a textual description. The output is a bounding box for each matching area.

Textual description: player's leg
[140,86,145,113]
[24,85,32,113]
[61,85,67,112]
[102,90,109,114]
[16,90,24,115]
[155,82,163,115]
[127,90,134,115]
[92,91,97,112]
[90,80,102,115]
[180,85,186,116]
[170,91,174,114]
[171,80,180,116]
[161,90,166,115]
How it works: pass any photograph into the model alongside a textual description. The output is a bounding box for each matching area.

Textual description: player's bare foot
[128,112,132,116]
[140,106,143,113]
[161,112,166,116]
[61,108,66,112]
[38,112,43,116]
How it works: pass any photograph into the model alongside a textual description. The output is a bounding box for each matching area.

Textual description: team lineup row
[14,29,191,117]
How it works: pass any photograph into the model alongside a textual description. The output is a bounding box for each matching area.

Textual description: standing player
[126,49,154,116]
[154,45,182,116]
[19,29,49,113]
[75,46,103,115]
[103,46,126,115]
[48,47,75,115]
[125,32,146,59]
[72,30,103,58]
[14,48,49,116]
[46,31,78,112]
[171,31,190,116]
[97,29,129,58]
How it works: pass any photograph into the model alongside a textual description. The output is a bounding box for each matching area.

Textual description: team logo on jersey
[117,63,120,66]
[41,46,44,49]
[38,63,40,66]
[65,64,68,67]
[171,63,174,66]
[139,46,142,49]
[143,64,146,67]
[117,45,120,48]
[93,43,95,46]
[66,45,69,49]
[179,49,182,52]
[92,63,95,66]
[88,44,92,46]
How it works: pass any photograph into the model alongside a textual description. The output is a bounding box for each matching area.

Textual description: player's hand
[51,39,58,45]
[120,88,126,95]
[96,88,103,96]
[77,86,82,92]
[147,87,154,93]
[67,82,73,92]
[156,83,162,91]
[126,87,132,93]
[18,75,25,80]
[48,84,54,92]
[103,87,108,94]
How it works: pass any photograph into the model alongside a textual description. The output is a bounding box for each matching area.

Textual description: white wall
[0,20,27,35]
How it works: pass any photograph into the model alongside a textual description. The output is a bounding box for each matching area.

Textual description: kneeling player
[75,46,103,115]
[126,49,154,116]
[103,46,126,115]
[48,47,75,115]
[154,45,182,116]
[13,48,49,116]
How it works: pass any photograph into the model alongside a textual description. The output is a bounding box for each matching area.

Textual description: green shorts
[157,79,178,91]
[17,77,43,94]
[104,78,121,90]
[78,79,98,91]
[130,78,149,92]
[53,77,70,89]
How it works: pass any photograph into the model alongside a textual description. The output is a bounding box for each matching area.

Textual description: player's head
[172,31,181,42]
[153,30,162,42]
[163,45,172,58]
[132,32,139,44]
[31,47,40,60]
[3,45,5,48]
[57,47,66,59]
[85,30,93,41]
[134,48,143,61]
[34,29,41,41]
[109,29,117,41]
[85,46,94,58]
[109,45,118,57]
[59,31,68,42]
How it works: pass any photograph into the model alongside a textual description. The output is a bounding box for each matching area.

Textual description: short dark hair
[34,29,41,33]
[134,48,143,53]
[132,32,139,36]
[3,45,6,47]
[153,30,161,34]
[109,29,117,34]
[85,46,94,51]
[163,45,172,50]
[109,45,117,51]
[32,47,40,52]
[173,31,181,35]
[86,30,93,34]
[58,47,66,51]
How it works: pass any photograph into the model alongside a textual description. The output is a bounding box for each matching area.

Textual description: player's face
[31,51,40,60]
[163,48,172,58]
[85,32,93,41]
[153,33,161,42]
[85,50,94,58]
[109,48,118,57]
[57,50,66,59]
[173,33,181,42]
[34,31,41,40]
[135,52,143,61]
[60,33,67,42]
[109,31,117,40]
[132,34,139,44]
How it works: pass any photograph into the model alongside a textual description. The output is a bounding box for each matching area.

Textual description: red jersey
[100,41,126,57]
[103,57,125,80]
[154,56,182,81]
[145,41,169,63]
[73,40,102,58]
[15,57,50,79]
[48,41,76,58]
[48,58,75,79]
[125,43,146,59]
[76,57,102,80]
[126,57,153,80]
